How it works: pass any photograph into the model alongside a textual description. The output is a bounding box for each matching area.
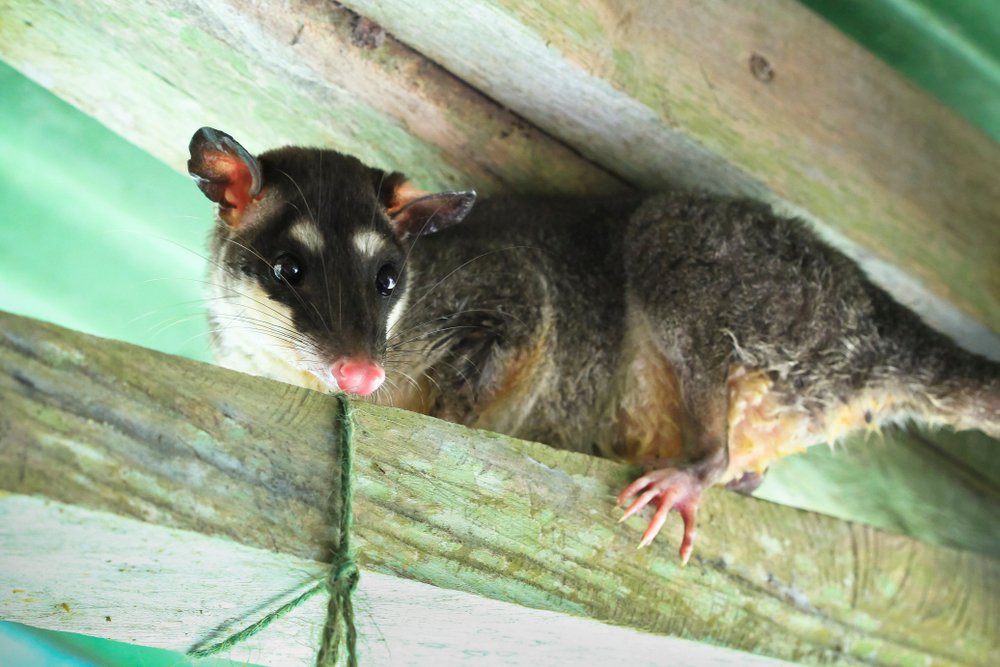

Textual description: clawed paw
[616,468,707,565]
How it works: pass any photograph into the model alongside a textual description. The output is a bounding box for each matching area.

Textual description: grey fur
[191,131,999,546]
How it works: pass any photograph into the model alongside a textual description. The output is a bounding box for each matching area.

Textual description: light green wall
[0,61,212,363]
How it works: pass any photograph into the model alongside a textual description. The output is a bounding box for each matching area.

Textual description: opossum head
[188,127,475,396]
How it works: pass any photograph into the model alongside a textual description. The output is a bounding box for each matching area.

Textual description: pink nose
[330,358,386,396]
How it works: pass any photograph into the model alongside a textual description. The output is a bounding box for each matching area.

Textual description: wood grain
[0,0,620,196]
[0,495,793,666]
[1,310,997,666]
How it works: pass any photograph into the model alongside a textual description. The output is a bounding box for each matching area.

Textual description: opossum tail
[874,291,1000,439]
[923,351,1000,439]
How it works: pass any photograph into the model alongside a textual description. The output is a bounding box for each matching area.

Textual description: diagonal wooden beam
[0,0,621,196]
[1,310,997,666]
[0,495,793,666]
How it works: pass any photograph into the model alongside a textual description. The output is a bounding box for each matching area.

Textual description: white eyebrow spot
[289,220,326,254]
[353,230,385,258]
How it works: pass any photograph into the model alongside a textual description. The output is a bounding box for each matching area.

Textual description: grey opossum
[189,127,999,563]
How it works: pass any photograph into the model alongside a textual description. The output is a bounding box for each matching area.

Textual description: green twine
[188,394,360,666]
[318,395,359,667]
[187,581,327,659]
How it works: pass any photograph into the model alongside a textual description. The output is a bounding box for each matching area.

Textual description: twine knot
[328,560,360,592]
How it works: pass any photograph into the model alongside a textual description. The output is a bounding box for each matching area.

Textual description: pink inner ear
[205,151,256,211]
[386,181,430,215]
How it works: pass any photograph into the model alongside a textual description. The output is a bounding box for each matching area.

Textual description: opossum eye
[376,264,397,297]
[272,253,304,286]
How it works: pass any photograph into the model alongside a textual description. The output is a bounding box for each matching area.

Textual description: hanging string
[188,394,360,665]
[317,394,360,666]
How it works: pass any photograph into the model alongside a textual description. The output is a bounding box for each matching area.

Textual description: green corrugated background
[0,1,997,664]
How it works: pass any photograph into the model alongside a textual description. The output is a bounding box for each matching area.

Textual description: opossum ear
[380,173,476,237]
[188,127,263,227]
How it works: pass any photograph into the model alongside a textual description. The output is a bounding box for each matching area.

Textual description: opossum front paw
[616,468,707,565]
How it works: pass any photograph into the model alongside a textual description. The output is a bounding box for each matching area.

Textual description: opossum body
[189,128,1000,563]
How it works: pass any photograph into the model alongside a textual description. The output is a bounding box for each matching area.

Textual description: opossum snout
[330,357,386,396]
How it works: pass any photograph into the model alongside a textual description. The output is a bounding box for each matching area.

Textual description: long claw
[616,474,653,506]
[620,487,661,522]
[638,488,679,548]
[678,502,699,565]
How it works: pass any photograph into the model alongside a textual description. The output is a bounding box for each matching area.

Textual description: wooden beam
[0,0,621,196]
[0,495,792,666]
[340,0,1000,353]
[1,310,997,666]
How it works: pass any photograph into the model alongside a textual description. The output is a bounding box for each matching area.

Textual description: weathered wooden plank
[1,310,997,666]
[0,494,795,666]
[0,0,620,196]
[341,0,1000,353]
